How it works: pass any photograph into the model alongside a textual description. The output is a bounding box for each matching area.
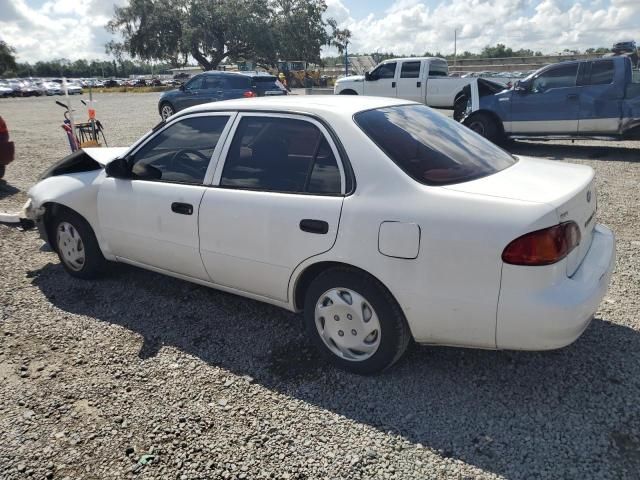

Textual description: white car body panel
[334,57,486,108]
[27,96,616,351]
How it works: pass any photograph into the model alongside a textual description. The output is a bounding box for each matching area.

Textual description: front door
[97,113,233,280]
[510,62,580,134]
[177,75,217,110]
[364,62,398,98]
[396,60,424,103]
[199,113,346,302]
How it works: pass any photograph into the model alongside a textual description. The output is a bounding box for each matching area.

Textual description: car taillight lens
[502,221,581,266]
[243,90,257,98]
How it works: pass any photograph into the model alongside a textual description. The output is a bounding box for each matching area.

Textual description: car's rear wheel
[303,267,411,374]
[339,89,357,95]
[0,165,5,179]
[160,102,175,120]
[52,209,106,279]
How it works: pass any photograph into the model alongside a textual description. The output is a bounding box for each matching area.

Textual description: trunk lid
[444,156,597,276]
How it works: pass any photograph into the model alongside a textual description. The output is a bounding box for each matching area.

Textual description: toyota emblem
[586,190,592,203]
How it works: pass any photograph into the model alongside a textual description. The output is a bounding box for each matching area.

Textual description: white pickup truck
[333,57,490,109]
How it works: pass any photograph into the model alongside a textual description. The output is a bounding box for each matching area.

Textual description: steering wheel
[168,148,210,177]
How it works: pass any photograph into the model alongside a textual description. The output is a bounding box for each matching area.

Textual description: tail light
[502,221,581,266]
[243,90,257,98]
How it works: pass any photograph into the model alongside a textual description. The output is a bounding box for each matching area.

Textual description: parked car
[102,79,120,88]
[0,116,15,179]
[64,83,83,95]
[456,56,640,143]
[334,57,508,109]
[130,78,147,87]
[0,81,14,97]
[40,81,62,96]
[157,71,285,120]
[24,96,615,374]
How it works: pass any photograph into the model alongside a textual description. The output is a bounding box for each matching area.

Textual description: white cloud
[0,0,125,63]
[1,0,638,63]
[323,0,640,56]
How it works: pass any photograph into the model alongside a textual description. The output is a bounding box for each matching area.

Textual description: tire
[453,95,467,122]
[464,112,502,144]
[51,208,106,279]
[160,102,175,120]
[0,165,5,179]
[303,267,411,374]
[339,89,357,95]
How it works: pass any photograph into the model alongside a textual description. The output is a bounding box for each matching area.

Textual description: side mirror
[365,72,374,81]
[179,83,185,91]
[105,157,131,179]
[515,80,530,92]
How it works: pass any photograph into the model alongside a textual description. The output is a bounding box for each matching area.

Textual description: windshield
[354,104,517,186]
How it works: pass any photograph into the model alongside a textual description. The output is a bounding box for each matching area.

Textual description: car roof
[178,95,413,117]
[200,70,276,78]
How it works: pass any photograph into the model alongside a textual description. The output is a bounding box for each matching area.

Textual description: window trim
[372,62,398,80]
[125,111,237,186]
[211,112,347,196]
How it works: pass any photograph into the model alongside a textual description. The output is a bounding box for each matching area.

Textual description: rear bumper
[496,224,615,350]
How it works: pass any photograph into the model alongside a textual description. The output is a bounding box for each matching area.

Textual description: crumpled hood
[336,75,365,84]
[83,147,129,165]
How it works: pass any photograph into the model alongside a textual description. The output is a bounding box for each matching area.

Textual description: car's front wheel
[160,102,175,120]
[52,209,106,279]
[303,267,411,374]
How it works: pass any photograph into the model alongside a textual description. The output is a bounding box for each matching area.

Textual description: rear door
[510,62,580,134]
[363,62,398,98]
[578,59,623,134]
[198,113,346,301]
[396,60,423,103]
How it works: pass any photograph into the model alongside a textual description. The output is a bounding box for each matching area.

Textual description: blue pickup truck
[456,56,640,143]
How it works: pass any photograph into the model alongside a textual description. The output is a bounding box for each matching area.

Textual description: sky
[0,0,639,63]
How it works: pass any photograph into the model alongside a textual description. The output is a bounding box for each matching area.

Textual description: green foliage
[9,58,174,78]
[0,40,17,75]
[107,0,336,70]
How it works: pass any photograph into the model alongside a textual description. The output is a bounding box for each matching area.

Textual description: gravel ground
[1,93,640,480]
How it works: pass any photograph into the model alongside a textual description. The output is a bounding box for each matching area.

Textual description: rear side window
[400,62,421,79]
[354,104,516,186]
[224,76,251,89]
[221,117,341,194]
[589,60,614,85]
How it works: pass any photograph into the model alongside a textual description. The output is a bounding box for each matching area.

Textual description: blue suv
[158,71,285,119]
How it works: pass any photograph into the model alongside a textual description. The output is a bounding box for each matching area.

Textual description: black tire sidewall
[52,209,105,279]
[303,269,410,374]
[468,113,500,143]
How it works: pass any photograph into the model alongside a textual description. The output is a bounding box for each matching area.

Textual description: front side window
[185,76,204,90]
[354,104,516,186]
[589,60,614,85]
[131,116,230,184]
[372,62,397,80]
[531,63,578,92]
[400,61,421,79]
[220,117,341,194]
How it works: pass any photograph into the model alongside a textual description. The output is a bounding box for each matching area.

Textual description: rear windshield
[354,104,517,186]
[252,76,278,84]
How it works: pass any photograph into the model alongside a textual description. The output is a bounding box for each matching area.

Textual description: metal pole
[62,78,77,151]
[345,42,349,77]
[454,29,457,67]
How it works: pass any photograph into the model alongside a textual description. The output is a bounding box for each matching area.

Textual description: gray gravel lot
[1,93,640,480]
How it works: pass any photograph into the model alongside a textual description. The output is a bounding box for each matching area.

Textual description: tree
[107,0,334,71]
[327,18,351,55]
[0,40,17,76]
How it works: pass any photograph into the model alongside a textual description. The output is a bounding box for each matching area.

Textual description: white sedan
[25,96,615,374]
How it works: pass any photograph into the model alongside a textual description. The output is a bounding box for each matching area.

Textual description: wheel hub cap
[56,222,85,271]
[314,288,381,362]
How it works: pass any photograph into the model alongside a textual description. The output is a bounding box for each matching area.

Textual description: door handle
[171,202,193,215]
[417,81,421,88]
[391,81,396,88]
[300,219,329,234]
[567,94,579,101]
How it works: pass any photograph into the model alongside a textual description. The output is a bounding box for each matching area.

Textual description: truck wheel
[453,95,468,122]
[0,165,5,179]
[339,89,357,95]
[465,113,501,144]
